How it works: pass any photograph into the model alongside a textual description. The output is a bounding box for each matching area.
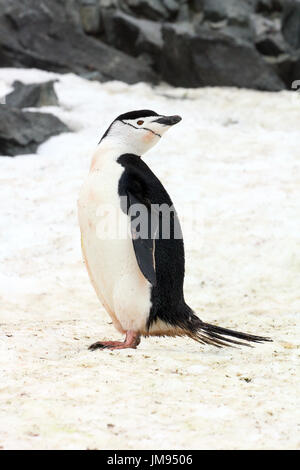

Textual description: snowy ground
[0,68,299,450]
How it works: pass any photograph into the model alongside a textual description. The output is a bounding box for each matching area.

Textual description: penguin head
[100,110,182,155]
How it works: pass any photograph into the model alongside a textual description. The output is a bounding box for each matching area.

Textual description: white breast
[78,144,152,334]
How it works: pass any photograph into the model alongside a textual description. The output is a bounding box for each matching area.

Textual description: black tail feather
[201,322,272,344]
[184,314,272,348]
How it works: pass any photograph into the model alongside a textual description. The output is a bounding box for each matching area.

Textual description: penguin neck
[90,136,142,172]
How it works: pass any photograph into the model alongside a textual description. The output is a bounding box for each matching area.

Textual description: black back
[117,153,192,330]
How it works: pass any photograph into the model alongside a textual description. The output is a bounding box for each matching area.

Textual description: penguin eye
[137,120,144,126]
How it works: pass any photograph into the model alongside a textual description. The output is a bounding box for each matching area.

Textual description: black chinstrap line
[120,120,161,138]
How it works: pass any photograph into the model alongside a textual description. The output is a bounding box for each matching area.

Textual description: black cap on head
[116,110,159,121]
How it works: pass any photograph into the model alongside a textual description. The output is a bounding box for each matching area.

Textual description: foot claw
[88,341,124,351]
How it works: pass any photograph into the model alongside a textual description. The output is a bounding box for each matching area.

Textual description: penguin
[78,110,271,350]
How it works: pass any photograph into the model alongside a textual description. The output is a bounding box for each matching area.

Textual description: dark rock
[124,0,168,21]
[210,20,253,43]
[191,0,205,13]
[99,0,120,7]
[176,1,191,22]
[250,13,281,37]
[135,21,163,64]
[203,0,256,24]
[255,0,284,14]
[161,23,285,90]
[5,80,59,108]
[255,33,287,56]
[282,0,300,50]
[79,0,101,34]
[251,14,289,56]
[0,0,157,85]
[271,52,299,88]
[102,10,140,56]
[0,107,70,156]
[274,51,300,89]
[160,23,197,87]
[102,11,162,68]
[290,54,300,88]
[162,0,180,17]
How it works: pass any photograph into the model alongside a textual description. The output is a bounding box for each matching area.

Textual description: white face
[103,112,182,156]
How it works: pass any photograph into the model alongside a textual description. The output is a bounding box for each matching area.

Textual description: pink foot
[89,330,141,351]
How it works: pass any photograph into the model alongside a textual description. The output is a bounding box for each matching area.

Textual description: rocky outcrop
[282,0,300,50]
[96,0,299,90]
[102,11,163,70]
[5,81,59,108]
[160,23,284,90]
[0,0,300,90]
[0,0,157,84]
[0,106,69,156]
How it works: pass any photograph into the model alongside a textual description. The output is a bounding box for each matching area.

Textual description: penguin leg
[89,330,141,351]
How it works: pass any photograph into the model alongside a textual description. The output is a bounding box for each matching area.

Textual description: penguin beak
[153,115,182,126]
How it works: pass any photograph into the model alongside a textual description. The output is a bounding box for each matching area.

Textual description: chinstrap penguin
[78,110,272,350]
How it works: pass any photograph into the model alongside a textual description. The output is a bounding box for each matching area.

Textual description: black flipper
[127,190,159,287]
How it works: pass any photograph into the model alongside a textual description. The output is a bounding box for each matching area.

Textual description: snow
[0,68,299,450]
